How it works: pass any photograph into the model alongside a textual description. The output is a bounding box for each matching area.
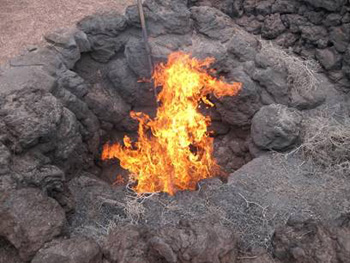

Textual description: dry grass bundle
[259,41,320,94]
[298,115,350,176]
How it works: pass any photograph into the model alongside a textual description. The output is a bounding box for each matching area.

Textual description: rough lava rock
[272,214,350,262]
[251,104,303,150]
[32,237,103,263]
[125,0,192,37]
[103,220,238,263]
[0,188,66,261]
[303,0,346,12]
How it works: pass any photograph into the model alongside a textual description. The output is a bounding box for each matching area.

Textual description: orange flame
[102,52,242,195]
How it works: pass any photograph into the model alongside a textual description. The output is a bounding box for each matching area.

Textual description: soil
[0,0,134,64]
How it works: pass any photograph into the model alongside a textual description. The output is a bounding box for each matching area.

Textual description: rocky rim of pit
[0,0,350,262]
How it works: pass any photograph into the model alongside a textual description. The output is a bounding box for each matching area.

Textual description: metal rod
[137,0,158,104]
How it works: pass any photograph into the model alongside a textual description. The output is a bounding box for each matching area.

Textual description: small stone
[251,104,303,150]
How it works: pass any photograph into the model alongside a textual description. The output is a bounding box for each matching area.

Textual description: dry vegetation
[259,41,320,93]
[0,0,134,64]
[299,114,350,176]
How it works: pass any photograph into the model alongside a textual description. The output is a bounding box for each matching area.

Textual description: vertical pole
[137,0,158,104]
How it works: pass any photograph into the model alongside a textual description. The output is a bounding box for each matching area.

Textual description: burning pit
[102,52,242,195]
[1,0,350,262]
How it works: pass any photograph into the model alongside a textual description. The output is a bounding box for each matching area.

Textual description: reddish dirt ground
[0,0,134,64]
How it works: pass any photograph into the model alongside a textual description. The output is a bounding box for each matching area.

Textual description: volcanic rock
[302,0,346,12]
[0,65,57,96]
[272,214,350,262]
[227,30,260,62]
[108,58,155,107]
[251,104,303,151]
[0,143,10,175]
[103,220,238,263]
[215,67,262,127]
[0,238,22,263]
[77,13,128,63]
[84,83,130,127]
[0,188,66,261]
[261,13,287,39]
[1,88,63,151]
[315,47,343,71]
[271,0,299,14]
[329,25,350,53]
[125,0,192,37]
[191,6,235,42]
[32,237,102,263]
[44,28,82,69]
[124,38,152,78]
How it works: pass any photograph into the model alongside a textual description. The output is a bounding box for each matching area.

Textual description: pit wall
[0,1,343,261]
[192,0,350,90]
[0,0,335,198]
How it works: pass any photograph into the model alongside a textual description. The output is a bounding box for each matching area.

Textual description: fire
[102,52,242,195]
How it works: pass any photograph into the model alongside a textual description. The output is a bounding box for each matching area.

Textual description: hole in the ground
[74,51,252,195]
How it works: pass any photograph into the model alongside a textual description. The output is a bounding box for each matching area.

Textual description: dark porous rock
[11,154,65,194]
[102,225,149,263]
[271,0,299,14]
[330,24,350,53]
[57,70,89,98]
[251,104,303,151]
[324,13,343,27]
[44,28,81,69]
[125,0,191,37]
[272,215,350,262]
[78,12,127,36]
[344,45,350,65]
[103,220,238,263]
[149,34,192,63]
[261,13,286,39]
[303,0,346,12]
[1,88,63,151]
[150,220,238,263]
[255,0,274,16]
[84,83,130,126]
[232,0,244,17]
[0,65,57,96]
[73,30,91,53]
[0,238,22,263]
[300,25,328,48]
[0,142,11,175]
[235,16,263,34]
[52,83,90,121]
[304,10,326,25]
[53,108,83,165]
[214,131,251,172]
[227,29,260,62]
[243,0,258,15]
[275,32,300,48]
[77,13,128,63]
[343,65,350,79]
[32,237,102,263]
[0,188,66,261]
[252,67,289,105]
[283,14,310,33]
[191,6,235,42]
[192,0,237,17]
[188,34,229,65]
[124,38,152,78]
[108,58,155,107]
[9,47,65,75]
[0,176,17,194]
[315,47,343,70]
[215,67,263,127]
